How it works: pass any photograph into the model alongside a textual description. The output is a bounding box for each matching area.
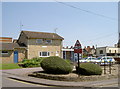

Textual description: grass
[0,63,22,70]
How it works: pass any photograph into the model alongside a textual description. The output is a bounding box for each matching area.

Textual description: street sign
[74,40,82,75]
[74,40,82,53]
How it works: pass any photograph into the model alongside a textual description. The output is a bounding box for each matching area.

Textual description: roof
[0,37,12,43]
[0,37,12,39]
[22,31,64,40]
[0,43,26,50]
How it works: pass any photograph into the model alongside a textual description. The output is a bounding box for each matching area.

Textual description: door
[14,51,18,63]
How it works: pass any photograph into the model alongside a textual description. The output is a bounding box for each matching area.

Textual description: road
[1,67,119,88]
[2,73,49,87]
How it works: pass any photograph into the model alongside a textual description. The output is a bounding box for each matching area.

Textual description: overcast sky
[2,1,118,47]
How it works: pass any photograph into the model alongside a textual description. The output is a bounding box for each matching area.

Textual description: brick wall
[27,39,63,59]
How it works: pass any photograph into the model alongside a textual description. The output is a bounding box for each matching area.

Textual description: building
[0,31,64,63]
[0,37,26,63]
[96,46,120,57]
[62,46,74,61]
[0,37,12,43]
[0,43,26,63]
[62,46,83,62]
[83,46,96,57]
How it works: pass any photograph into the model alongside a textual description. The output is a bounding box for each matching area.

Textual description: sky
[2,1,118,48]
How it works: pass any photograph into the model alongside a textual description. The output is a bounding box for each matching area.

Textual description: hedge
[76,63,102,75]
[41,56,73,74]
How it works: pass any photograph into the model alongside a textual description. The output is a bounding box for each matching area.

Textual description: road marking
[7,78,50,87]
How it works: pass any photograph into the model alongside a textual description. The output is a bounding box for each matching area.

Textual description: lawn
[0,63,22,70]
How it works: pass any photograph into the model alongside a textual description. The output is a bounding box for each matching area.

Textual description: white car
[79,57,100,63]
[97,56,116,63]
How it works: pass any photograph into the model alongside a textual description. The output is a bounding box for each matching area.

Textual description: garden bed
[28,64,118,82]
[28,71,118,82]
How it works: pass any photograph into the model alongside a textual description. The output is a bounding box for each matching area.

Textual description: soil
[28,64,119,82]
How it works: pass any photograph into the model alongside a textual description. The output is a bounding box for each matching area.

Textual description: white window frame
[45,39,52,44]
[39,51,50,57]
[36,39,43,43]
[1,51,8,54]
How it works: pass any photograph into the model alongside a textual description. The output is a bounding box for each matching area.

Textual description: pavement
[1,67,120,88]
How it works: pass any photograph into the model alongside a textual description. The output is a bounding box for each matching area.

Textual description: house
[0,37,26,63]
[0,31,64,63]
[0,43,26,63]
[96,46,120,57]
[83,46,96,57]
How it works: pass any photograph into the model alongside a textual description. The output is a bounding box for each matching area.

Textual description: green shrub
[41,56,73,74]
[65,59,72,64]
[32,57,45,63]
[76,63,102,75]
[20,57,45,68]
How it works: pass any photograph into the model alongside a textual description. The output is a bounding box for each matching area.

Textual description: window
[45,40,52,44]
[36,39,43,43]
[1,51,8,54]
[42,52,47,56]
[39,52,50,57]
[100,50,103,54]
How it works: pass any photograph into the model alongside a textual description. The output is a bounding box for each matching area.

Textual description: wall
[0,50,14,63]
[106,47,119,53]
[0,49,26,64]
[96,47,106,57]
[15,48,26,62]
[27,39,63,59]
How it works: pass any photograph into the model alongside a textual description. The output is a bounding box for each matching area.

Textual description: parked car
[79,57,100,63]
[97,56,116,62]
[77,56,116,65]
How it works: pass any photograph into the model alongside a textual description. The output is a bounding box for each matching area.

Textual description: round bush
[41,56,73,74]
[76,63,102,75]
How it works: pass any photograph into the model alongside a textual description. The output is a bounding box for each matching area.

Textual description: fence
[73,61,117,75]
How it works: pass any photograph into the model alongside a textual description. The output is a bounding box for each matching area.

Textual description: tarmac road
[2,73,49,87]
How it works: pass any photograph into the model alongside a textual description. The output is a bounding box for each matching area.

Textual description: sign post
[74,40,82,75]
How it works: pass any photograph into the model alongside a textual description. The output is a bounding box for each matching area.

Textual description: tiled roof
[22,31,64,40]
[0,43,26,50]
